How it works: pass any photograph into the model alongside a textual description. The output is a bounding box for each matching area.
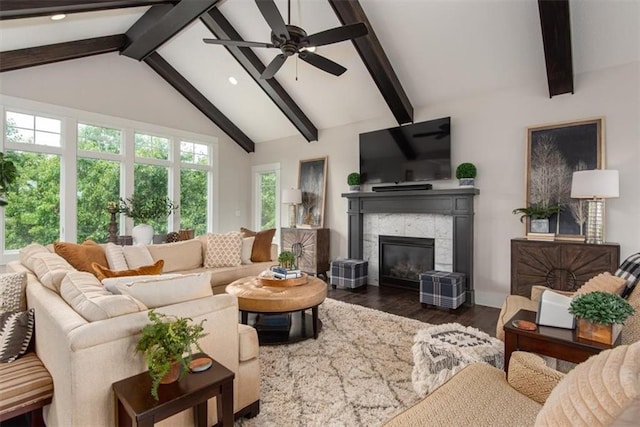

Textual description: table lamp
[282,188,302,228]
[570,169,619,244]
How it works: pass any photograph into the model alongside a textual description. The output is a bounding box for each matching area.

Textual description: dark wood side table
[112,355,234,427]
[281,227,330,278]
[503,310,618,373]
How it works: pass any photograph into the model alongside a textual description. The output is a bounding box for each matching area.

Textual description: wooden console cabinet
[511,238,619,297]
[281,228,330,277]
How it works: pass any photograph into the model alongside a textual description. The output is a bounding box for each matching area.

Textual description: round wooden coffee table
[226,276,327,344]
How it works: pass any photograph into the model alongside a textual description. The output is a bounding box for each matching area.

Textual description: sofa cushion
[622,284,640,345]
[0,309,34,363]
[575,272,627,296]
[0,272,27,312]
[535,342,640,426]
[204,233,242,268]
[54,240,108,275]
[91,260,164,281]
[146,240,203,272]
[240,227,275,262]
[241,237,255,265]
[104,243,128,270]
[495,294,539,341]
[60,271,146,322]
[18,243,50,269]
[238,323,259,362]
[109,272,213,309]
[28,252,74,293]
[122,245,154,268]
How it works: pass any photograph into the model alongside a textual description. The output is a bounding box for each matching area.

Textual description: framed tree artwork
[297,157,328,227]
[526,117,604,239]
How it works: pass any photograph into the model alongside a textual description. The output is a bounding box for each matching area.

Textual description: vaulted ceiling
[0,1,637,152]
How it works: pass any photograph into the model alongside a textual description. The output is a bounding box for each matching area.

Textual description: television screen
[359,117,451,183]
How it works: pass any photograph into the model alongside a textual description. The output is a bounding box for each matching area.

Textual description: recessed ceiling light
[50,14,66,21]
[228,76,238,85]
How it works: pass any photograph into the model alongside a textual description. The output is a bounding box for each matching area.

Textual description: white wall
[252,62,640,308]
[0,52,253,233]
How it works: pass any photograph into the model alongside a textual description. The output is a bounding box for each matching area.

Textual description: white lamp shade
[282,188,302,204]
[570,169,619,199]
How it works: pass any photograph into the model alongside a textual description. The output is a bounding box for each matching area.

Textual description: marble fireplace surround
[342,188,479,305]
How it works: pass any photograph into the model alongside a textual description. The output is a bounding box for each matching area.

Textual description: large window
[252,163,280,235]
[1,103,217,260]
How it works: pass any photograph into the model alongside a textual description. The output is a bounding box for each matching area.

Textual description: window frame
[251,162,281,243]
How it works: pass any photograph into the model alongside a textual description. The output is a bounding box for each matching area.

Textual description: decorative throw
[0,309,34,363]
[91,260,164,281]
[411,323,504,397]
[240,227,275,262]
[575,272,627,296]
[616,252,640,297]
[0,272,27,312]
[204,232,242,268]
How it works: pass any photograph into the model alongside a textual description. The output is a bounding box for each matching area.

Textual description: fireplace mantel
[342,188,479,305]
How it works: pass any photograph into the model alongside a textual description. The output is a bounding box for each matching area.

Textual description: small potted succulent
[512,204,561,233]
[0,152,18,207]
[569,291,635,345]
[347,172,361,192]
[278,250,296,270]
[136,310,207,399]
[455,163,477,187]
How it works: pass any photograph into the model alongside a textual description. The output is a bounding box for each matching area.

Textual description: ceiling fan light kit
[203,0,368,79]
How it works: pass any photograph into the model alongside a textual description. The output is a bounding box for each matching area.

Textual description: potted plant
[278,250,296,270]
[119,194,178,245]
[347,172,361,192]
[512,204,561,233]
[455,163,477,187]
[136,310,207,399]
[0,152,18,207]
[569,291,635,345]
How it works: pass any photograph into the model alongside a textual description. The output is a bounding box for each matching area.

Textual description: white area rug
[236,298,429,427]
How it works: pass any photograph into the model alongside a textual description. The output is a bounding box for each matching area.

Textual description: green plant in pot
[455,163,477,187]
[0,152,18,207]
[136,310,207,399]
[347,172,361,192]
[512,204,561,234]
[119,194,178,245]
[569,291,635,345]
[278,250,296,270]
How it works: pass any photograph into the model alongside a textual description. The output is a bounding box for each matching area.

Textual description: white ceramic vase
[132,223,154,245]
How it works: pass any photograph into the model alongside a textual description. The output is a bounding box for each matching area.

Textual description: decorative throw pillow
[112,272,213,309]
[240,227,275,262]
[0,309,34,363]
[575,272,627,296]
[28,252,74,293]
[54,240,108,275]
[616,253,640,298]
[146,240,203,272]
[0,272,27,312]
[204,232,242,268]
[535,342,640,426]
[122,246,155,269]
[241,237,255,265]
[19,243,50,270]
[104,243,128,270]
[91,260,165,282]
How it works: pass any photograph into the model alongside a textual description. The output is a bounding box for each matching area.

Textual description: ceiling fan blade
[255,0,290,40]
[203,38,274,49]
[261,54,287,79]
[305,22,368,47]
[298,51,346,76]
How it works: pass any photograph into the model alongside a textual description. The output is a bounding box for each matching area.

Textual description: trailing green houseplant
[136,310,207,399]
[278,250,296,269]
[0,152,18,206]
[511,204,562,222]
[569,291,635,326]
[119,194,178,224]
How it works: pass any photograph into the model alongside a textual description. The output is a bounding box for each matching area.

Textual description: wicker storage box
[419,270,466,309]
[330,259,368,289]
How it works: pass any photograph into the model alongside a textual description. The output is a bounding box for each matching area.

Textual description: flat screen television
[359,117,451,183]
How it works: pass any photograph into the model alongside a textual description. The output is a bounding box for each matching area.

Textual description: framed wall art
[526,117,604,238]
[297,157,328,228]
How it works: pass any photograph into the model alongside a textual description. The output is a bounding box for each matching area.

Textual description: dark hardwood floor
[327,284,501,337]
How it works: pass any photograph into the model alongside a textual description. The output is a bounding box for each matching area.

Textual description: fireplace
[379,235,435,291]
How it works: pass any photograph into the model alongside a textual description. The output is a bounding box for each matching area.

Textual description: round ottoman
[411,323,504,396]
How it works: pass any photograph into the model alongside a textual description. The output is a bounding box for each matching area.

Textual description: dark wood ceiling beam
[538,0,574,97]
[121,0,221,61]
[328,0,413,125]
[0,34,126,72]
[0,1,175,20]
[200,9,318,142]
[144,52,255,153]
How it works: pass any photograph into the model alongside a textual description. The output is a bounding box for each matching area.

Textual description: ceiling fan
[203,0,368,79]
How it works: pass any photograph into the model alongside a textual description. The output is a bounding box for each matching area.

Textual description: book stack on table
[270,266,303,279]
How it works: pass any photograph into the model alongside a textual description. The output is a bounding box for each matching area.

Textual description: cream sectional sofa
[6,237,276,427]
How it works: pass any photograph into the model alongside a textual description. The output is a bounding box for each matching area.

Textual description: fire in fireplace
[379,235,435,291]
